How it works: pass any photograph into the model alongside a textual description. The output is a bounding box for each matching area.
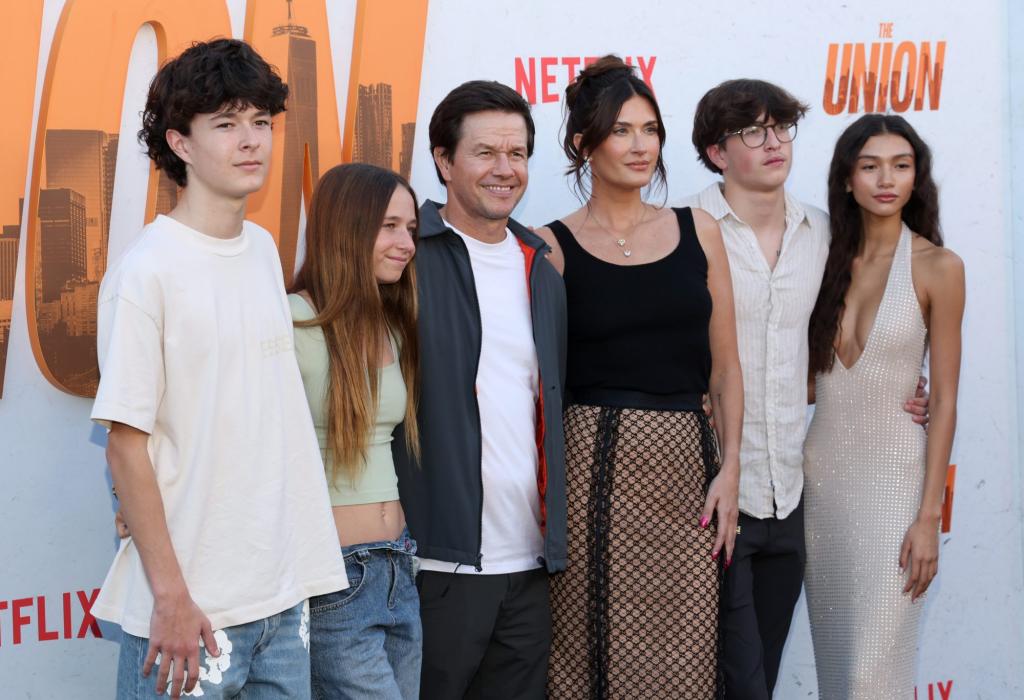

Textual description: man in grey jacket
[393,80,567,700]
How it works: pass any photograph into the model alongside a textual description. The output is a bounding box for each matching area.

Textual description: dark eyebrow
[210,109,271,120]
[857,152,915,160]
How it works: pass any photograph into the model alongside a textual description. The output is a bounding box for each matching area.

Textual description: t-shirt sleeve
[91,291,165,433]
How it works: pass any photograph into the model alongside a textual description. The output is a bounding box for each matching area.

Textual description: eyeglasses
[719,122,798,149]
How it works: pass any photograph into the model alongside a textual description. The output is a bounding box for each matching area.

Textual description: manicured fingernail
[726,557,732,568]
[711,551,719,561]
[700,516,709,528]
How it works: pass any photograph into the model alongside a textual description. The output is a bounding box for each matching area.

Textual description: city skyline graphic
[0,130,181,396]
[4,0,429,399]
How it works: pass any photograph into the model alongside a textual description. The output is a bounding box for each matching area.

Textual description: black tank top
[548,207,712,402]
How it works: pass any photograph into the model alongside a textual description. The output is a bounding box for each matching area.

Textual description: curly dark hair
[428,80,535,186]
[139,38,288,187]
[562,55,667,200]
[692,79,809,174]
[808,114,943,376]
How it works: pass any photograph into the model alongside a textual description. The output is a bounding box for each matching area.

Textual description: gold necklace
[589,205,648,258]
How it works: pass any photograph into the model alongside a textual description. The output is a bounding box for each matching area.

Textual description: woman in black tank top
[537,57,744,699]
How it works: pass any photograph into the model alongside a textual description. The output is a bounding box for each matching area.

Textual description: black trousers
[417,568,550,700]
[721,498,806,700]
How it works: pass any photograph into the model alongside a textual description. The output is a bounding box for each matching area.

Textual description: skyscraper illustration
[274,0,320,251]
[100,133,118,279]
[35,186,97,394]
[38,188,86,304]
[44,130,111,282]
[0,225,18,300]
[354,83,393,169]
[399,122,416,179]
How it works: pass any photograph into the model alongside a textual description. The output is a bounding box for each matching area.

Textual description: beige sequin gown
[803,227,928,699]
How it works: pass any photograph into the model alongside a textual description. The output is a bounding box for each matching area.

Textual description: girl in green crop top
[289,163,421,699]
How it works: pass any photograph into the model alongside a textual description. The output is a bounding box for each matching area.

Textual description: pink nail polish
[711,551,719,561]
[700,516,709,528]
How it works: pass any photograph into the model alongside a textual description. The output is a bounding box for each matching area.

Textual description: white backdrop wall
[0,1,1021,697]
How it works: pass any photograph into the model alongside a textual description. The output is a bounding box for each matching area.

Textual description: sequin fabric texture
[803,227,929,699]
[548,404,722,699]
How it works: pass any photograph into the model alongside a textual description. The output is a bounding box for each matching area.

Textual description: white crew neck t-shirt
[418,223,544,575]
[90,215,347,637]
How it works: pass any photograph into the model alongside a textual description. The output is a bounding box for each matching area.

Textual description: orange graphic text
[823,40,945,115]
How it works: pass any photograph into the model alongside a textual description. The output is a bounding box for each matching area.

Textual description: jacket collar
[419,200,549,252]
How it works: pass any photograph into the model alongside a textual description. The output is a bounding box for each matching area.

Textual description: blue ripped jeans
[309,530,422,700]
[117,600,311,698]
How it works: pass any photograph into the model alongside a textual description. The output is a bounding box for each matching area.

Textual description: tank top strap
[671,207,706,271]
[547,219,580,261]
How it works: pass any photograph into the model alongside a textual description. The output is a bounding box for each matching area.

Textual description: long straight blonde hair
[291,163,419,483]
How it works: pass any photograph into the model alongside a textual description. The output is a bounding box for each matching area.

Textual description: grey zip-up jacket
[393,200,568,573]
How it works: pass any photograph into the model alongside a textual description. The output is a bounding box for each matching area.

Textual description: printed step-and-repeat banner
[0,0,1021,697]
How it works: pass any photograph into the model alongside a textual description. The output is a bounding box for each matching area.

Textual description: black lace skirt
[548,402,723,699]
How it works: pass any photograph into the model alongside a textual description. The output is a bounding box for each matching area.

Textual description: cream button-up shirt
[681,184,830,519]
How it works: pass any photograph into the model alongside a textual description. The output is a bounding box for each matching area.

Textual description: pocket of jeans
[310,553,366,612]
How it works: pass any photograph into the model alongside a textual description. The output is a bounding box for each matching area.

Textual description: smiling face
[167,103,273,200]
[586,95,661,190]
[708,112,793,193]
[373,186,418,284]
[433,110,529,229]
[848,133,916,219]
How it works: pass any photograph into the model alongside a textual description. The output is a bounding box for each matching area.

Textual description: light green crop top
[289,293,406,506]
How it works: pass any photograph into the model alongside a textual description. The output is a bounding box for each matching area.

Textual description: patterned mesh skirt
[548,402,722,699]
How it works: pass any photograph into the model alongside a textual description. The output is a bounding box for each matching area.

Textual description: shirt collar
[696,182,811,230]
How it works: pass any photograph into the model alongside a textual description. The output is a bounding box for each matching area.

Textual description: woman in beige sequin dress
[804,115,964,699]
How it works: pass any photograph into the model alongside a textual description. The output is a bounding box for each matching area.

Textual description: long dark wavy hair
[808,114,942,375]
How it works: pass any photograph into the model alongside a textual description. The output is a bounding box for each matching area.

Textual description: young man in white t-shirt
[92,39,346,699]
[681,79,928,700]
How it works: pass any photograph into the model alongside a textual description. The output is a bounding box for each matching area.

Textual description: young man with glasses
[682,79,927,699]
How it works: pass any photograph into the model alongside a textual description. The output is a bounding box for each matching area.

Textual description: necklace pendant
[616,239,626,247]
[623,249,632,258]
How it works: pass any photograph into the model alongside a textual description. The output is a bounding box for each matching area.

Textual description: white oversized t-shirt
[90,215,347,637]
[418,223,544,575]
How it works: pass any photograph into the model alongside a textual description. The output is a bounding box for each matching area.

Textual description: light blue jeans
[117,600,311,698]
[309,530,422,700]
